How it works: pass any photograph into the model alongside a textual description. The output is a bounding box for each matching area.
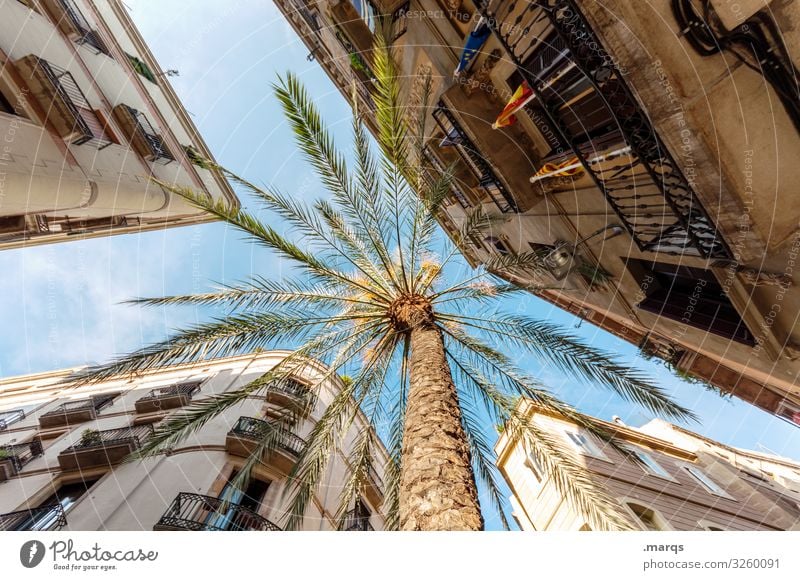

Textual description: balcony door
[15,478,99,531]
[206,475,269,531]
[627,259,754,345]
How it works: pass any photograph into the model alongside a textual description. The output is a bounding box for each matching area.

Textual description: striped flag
[492,82,536,129]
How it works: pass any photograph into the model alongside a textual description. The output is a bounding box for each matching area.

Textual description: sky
[0,1,797,530]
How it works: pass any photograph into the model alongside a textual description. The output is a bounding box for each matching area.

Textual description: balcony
[57,425,153,471]
[339,508,374,531]
[135,381,201,414]
[476,0,731,259]
[153,492,281,531]
[15,55,112,149]
[422,145,471,209]
[0,503,67,531]
[38,394,117,428]
[0,440,43,481]
[226,417,305,474]
[0,409,25,431]
[265,379,313,413]
[112,104,175,164]
[44,0,110,55]
[432,104,518,213]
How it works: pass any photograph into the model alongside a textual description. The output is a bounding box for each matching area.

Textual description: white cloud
[0,229,199,376]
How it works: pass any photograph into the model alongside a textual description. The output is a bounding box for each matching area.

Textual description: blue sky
[0,1,797,529]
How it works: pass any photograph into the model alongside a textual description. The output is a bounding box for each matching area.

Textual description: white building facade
[0,351,386,531]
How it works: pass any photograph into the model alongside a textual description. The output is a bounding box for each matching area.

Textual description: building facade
[0,0,238,249]
[273,0,800,426]
[496,400,800,531]
[0,351,386,531]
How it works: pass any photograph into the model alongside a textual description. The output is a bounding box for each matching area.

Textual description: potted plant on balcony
[78,429,102,447]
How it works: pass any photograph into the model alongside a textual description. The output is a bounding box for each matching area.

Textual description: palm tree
[73,34,696,531]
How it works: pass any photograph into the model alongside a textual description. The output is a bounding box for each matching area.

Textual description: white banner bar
[2,531,798,580]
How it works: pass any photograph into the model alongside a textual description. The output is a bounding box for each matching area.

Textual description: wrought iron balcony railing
[422,145,471,209]
[135,381,201,413]
[55,0,110,55]
[154,492,281,531]
[476,0,732,259]
[115,104,175,164]
[228,416,306,457]
[339,508,374,531]
[0,503,66,531]
[431,104,518,213]
[42,394,116,415]
[19,56,112,149]
[61,425,154,454]
[0,409,25,431]
[39,393,117,427]
[0,440,43,473]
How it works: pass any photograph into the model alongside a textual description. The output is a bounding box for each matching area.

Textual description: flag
[492,82,535,129]
[531,157,583,182]
[454,18,492,76]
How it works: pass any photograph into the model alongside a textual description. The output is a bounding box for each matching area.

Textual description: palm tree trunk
[399,321,483,530]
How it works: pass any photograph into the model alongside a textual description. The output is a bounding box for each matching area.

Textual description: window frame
[683,465,735,500]
[563,429,610,461]
[630,448,676,481]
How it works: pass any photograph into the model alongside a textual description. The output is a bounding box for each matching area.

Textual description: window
[524,452,543,483]
[15,478,99,531]
[0,89,14,115]
[627,259,754,345]
[776,400,800,426]
[632,449,672,479]
[626,502,669,531]
[564,430,607,459]
[208,473,270,531]
[350,0,379,32]
[684,465,733,498]
[484,236,511,256]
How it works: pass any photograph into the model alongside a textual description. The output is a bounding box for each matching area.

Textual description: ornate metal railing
[422,145,471,209]
[0,503,66,531]
[34,58,112,149]
[119,104,174,164]
[432,104,518,213]
[339,508,374,531]
[137,381,201,402]
[40,393,117,419]
[229,416,306,457]
[62,424,153,453]
[268,379,308,400]
[155,492,281,531]
[477,0,731,259]
[0,440,43,472]
[58,0,110,55]
[0,409,25,431]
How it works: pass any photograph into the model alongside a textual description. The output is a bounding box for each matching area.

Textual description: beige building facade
[0,0,238,249]
[0,351,386,531]
[274,0,800,426]
[496,400,800,531]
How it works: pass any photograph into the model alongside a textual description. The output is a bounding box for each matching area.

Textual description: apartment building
[0,0,238,249]
[496,399,800,531]
[273,0,800,426]
[0,351,386,531]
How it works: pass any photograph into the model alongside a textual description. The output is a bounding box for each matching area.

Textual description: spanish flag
[492,82,535,129]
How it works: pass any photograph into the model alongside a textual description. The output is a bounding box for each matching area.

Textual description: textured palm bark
[399,322,483,530]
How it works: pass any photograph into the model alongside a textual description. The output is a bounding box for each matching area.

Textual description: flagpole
[529,146,632,183]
